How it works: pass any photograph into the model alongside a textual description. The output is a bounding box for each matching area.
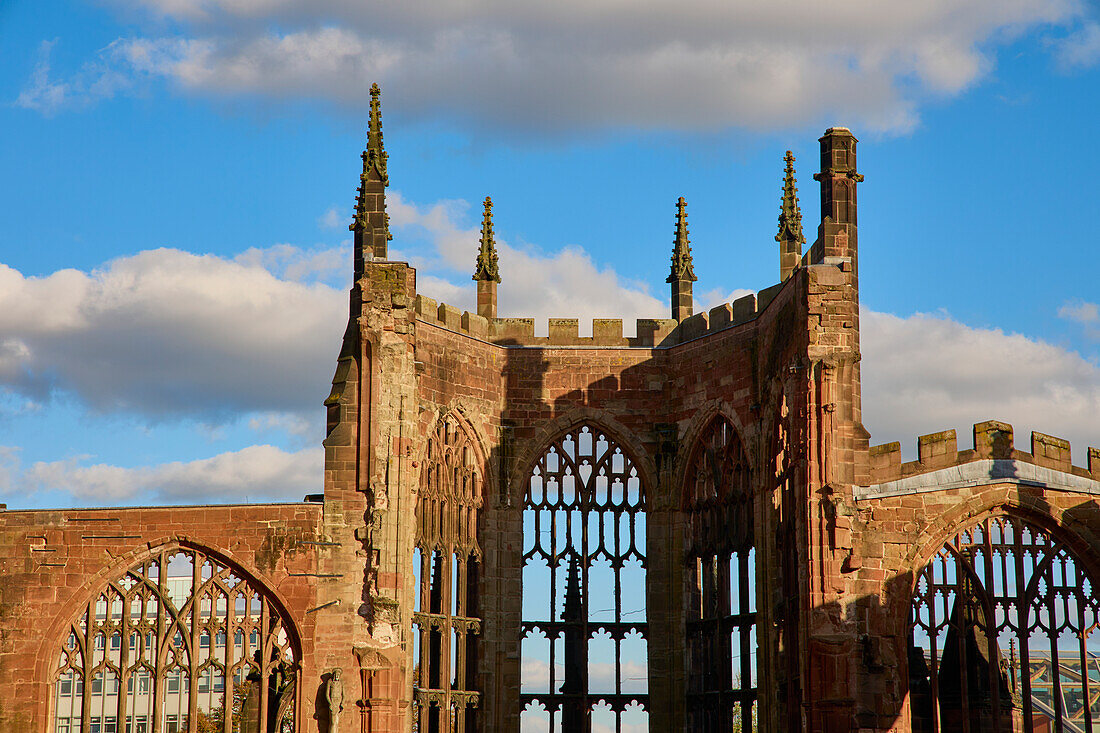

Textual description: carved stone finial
[349,83,392,268]
[776,150,805,281]
[473,196,501,283]
[667,196,697,284]
[366,83,388,186]
[776,151,805,246]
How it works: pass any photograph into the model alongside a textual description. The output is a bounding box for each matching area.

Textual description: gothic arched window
[910,515,1100,733]
[683,415,756,732]
[52,546,298,733]
[412,413,483,733]
[520,425,648,733]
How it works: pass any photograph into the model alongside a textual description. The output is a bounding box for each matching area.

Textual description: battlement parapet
[867,420,1100,486]
[413,289,771,348]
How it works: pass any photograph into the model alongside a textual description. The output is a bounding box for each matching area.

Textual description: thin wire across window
[53,546,297,733]
[412,413,483,733]
[910,516,1100,733]
[683,416,756,732]
[520,425,648,733]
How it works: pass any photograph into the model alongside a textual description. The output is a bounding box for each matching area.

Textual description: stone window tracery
[520,424,649,733]
[910,515,1100,733]
[52,546,298,733]
[412,413,483,733]
[684,415,756,732]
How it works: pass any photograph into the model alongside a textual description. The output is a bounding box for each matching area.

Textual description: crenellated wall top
[862,420,1100,500]
[412,280,798,349]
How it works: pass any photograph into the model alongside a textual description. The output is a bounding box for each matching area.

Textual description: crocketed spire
[472,197,500,283]
[776,151,805,246]
[350,83,391,272]
[667,197,697,284]
[365,82,388,185]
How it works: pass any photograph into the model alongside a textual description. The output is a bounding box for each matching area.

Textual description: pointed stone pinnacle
[473,196,501,283]
[366,82,388,186]
[776,151,805,245]
[667,196,697,284]
[350,83,391,237]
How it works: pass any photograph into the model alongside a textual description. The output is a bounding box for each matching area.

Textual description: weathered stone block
[414,294,437,319]
[709,303,733,330]
[548,318,579,342]
[438,303,462,329]
[492,317,535,340]
[462,311,489,339]
[974,420,1014,459]
[592,319,623,344]
[1032,431,1072,470]
[635,318,677,347]
[757,283,783,311]
[732,294,757,323]
[869,442,901,479]
[918,429,957,468]
[680,312,709,341]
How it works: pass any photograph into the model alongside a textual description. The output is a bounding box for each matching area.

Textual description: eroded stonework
[2,94,1098,733]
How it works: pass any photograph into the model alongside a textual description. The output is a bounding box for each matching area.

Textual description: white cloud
[0,248,346,419]
[318,206,344,230]
[23,0,1088,133]
[3,195,1097,505]
[1059,299,1100,340]
[0,193,669,428]
[14,38,169,115]
[248,411,317,440]
[861,310,1100,463]
[15,41,70,115]
[697,287,757,313]
[389,192,666,330]
[7,444,320,503]
[234,243,347,284]
[1055,22,1100,69]
[0,447,21,495]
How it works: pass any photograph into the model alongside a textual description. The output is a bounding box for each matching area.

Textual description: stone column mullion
[221,584,234,733]
[257,598,271,733]
[117,589,131,728]
[152,552,166,733]
[82,606,93,733]
[188,555,200,729]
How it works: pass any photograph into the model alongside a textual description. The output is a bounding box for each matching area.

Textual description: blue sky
[1,0,1099,509]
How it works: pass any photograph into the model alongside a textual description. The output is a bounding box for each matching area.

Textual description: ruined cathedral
[3,85,1100,733]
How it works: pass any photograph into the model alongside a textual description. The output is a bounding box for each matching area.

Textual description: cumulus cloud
[22,0,1089,133]
[14,37,173,115]
[389,192,666,331]
[318,206,344,230]
[1059,299,1100,340]
[1055,22,1100,69]
[697,287,757,313]
[0,248,346,420]
[234,243,347,284]
[15,41,70,115]
[3,444,320,503]
[3,195,1097,503]
[0,192,665,431]
[861,310,1100,463]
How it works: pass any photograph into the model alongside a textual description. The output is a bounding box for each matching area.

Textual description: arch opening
[683,415,757,732]
[412,412,484,733]
[910,514,1100,733]
[51,546,298,733]
[519,424,649,733]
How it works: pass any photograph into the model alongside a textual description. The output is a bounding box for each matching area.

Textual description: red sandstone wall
[844,424,1100,732]
[0,503,324,731]
[406,265,813,732]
